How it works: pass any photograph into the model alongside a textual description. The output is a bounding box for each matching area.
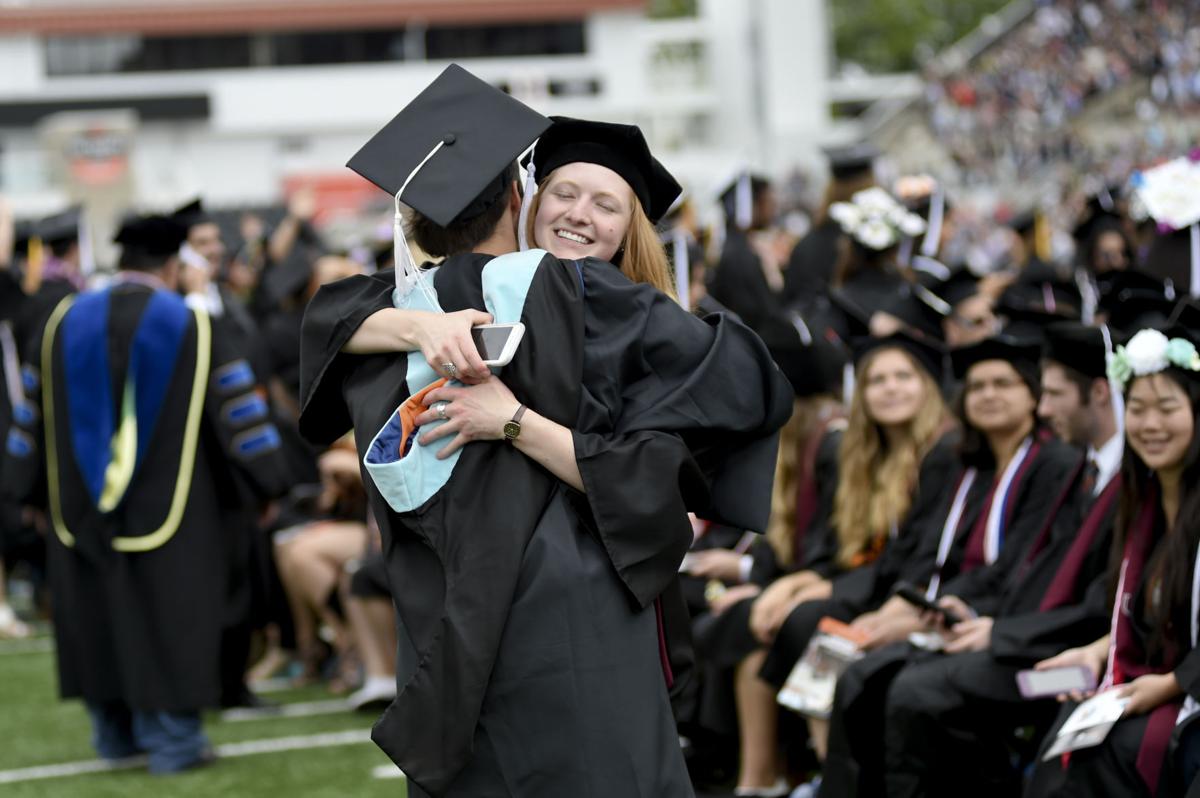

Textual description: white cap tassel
[393,139,446,305]
[517,140,539,252]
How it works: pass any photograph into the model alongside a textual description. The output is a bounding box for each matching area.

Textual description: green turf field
[0,637,407,797]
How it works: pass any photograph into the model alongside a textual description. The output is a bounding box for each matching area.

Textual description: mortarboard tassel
[393,138,447,306]
[920,185,945,259]
[735,171,752,231]
[671,228,689,311]
[1191,223,1199,298]
[1101,324,1124,442]
[517,140,539,252]
[78,210,95,280]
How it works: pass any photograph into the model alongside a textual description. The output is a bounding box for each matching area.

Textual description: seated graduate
[809,334,1078,798]
[873,322,1124,798]
[298,66,793,797]
[1026,326,1200,798]
[711,323,956,797]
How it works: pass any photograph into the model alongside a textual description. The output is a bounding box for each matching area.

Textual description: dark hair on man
[49,239,77,259]
[407,162,518,258]
[1041,357,1095,406]
[118,249,172,273]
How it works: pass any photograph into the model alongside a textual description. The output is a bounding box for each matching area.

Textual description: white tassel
[517,141,539,252]
[1190,223,1200,298]
[392,139,446,305]
[1101,324,1124,443]
[672,228,690,311]
[920,185,945,258]
[735,172,752,231]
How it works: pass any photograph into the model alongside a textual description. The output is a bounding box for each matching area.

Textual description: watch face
[503,421,521,439]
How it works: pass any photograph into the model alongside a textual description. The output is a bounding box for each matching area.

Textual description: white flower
[855,218,897,250]
[829,202,865,232]
[852,187,899,216]
[1136,157,1200,229]
[1124,329,1171,376]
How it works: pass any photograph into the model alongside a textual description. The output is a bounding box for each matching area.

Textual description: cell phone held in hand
[893,582,964,626]
[471,322,525,367]
[1016,666,1097,700]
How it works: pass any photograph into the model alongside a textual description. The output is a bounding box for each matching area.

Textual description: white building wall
[0,0,836,216]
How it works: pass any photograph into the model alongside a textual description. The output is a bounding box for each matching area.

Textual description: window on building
[44,21,587,76]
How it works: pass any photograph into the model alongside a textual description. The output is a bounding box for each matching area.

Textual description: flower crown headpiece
[829,187,927,251]
[1108,328,1200,391]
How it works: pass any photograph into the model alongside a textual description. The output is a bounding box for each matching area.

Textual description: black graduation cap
[1007,208,1037,236]
[717,171,770,229]
[172,197,213,229]
[823,142,879,180]
[852,330,946,383]
[113,214,188,260]
[1096,268,1166,302]
[930,266,981,309]
[1042,321,1107,380]
[526,116,682,224]
[879,285,948,341]
[347,63,551,227]
[1105,289,1177,337]
[950,335,1042,383]
[37,206,82,246]
[997,280,1082,338]
[757,316,845,398]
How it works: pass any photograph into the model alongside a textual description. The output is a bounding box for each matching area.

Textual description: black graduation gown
[708,229,781,333]
[299,253,792,797]
[816,439,1080,798]
[30,281,291,712]
[782,219,841,307]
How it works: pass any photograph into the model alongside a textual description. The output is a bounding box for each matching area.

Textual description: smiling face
[963,359,1037,435]
[1125,373,1194,473]
[533,162,634,262]
[862,348,928,429]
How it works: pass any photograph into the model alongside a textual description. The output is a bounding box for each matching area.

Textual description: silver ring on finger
[441,362,459,379]
[434,401,449,421]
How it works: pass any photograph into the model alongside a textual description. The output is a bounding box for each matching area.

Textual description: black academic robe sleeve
[943,440,1079,616]
[298,271,395,446]
[990,573,1112,663]
[707,232,780,333]
[204,317,293,501]
[571,261,793,607]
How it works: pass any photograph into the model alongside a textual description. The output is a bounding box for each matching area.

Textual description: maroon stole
[960,440,1042,573]
[1095,487,1182,795]
[1038,475,1123,611]
[791,412,844,567]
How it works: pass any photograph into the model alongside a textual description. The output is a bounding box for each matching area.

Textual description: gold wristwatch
[503,404,527,442]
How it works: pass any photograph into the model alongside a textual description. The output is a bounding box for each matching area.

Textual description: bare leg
[807,717,830,762]
[735,648,783,790]
[342,584,397,681]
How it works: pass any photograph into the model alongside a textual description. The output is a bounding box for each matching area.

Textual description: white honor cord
[983,437,1034,563]
[516,141,539,252]
[393,139,447,304]
[920,185,944,259]
[672,228,690,311]
[1099,558,1127,691]
[926,468,978,601]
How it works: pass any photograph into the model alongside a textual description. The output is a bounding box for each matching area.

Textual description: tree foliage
[832,0,1010,73]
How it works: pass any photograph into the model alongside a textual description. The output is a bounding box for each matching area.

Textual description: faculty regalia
[29,271,290,712]
[299,253,792,796]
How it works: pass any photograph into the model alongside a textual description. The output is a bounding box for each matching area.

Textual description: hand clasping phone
[471,322,525,368]
[1016,666,1096,699]
[893,582,964,626]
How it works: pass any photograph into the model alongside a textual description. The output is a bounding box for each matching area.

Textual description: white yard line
[220,698,352,722]
[0,638,53,656]
[0,729,376,785]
